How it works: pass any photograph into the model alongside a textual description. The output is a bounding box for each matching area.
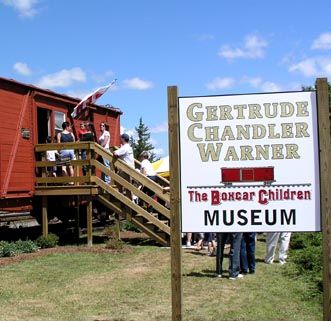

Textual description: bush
[103,226,119,239]
[105,238,125,250]
[120,220,140,232]
[35,233,59,248]
[0,241,16,257]
[0,240,39,257]
[15,240,39,254]
[287,232,323,298]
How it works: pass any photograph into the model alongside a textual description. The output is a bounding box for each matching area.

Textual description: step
[146,220,169,226]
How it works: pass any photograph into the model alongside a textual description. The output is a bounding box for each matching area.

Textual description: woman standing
[80,122,95,176]
[98,122,111,183]
[57,121,75,177]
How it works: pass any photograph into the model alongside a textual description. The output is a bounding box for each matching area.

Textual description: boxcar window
[54,111,65,135]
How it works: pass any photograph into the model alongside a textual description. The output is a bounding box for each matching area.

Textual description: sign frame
[178,90,321,233]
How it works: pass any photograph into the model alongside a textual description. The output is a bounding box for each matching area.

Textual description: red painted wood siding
[0,77,122,206]
[0,85,34,198]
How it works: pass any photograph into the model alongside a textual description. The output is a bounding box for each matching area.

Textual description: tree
[130,117,159,162]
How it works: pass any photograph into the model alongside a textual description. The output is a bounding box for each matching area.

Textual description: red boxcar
[221,167,275,186]
[0,76,122,215]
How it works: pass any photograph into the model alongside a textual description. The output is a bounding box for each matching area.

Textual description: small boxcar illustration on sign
[221,167,275,186]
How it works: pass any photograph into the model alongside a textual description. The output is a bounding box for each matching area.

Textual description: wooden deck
[35,142,171,247]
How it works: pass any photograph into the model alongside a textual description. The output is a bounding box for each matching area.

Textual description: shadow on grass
[255,258,266,263]
[184,269,217,278]
[186,250,207,256]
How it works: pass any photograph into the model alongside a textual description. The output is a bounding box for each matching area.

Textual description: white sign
[179,91,321,232]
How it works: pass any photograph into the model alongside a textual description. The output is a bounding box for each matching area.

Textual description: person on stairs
[113,133,135,199]
[139,151,157,212]
[98,122,111,184]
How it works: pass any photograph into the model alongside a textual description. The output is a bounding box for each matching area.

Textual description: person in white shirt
[140,151,156,179]
[114,133,134,168]
[45,136,58,177]
[114,133,135,198]
[98,122,111,184]
[139,151,158,212]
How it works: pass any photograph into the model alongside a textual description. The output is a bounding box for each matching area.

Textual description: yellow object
[152,156,169,178]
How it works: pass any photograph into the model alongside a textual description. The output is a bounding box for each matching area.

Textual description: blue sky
[1,0,331,156]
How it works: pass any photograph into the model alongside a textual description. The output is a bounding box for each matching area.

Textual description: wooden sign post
[168,86,182,321]
[316,78,331,321]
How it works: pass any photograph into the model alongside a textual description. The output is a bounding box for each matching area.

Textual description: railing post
[75,196,80,245]
[41,153,47,186]
[42,196,48,236]
[87,144,92,183]
[75,149,80,185]
[87,198,93,247]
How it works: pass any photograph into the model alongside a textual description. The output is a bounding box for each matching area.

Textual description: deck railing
[35,142,170,204]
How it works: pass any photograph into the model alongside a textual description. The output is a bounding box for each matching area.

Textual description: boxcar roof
[0,76,123,115]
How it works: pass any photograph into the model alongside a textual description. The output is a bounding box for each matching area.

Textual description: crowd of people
[45,121,154,200]
[183,231,291,280]
[46,121,291,281]
[45,121,135,179]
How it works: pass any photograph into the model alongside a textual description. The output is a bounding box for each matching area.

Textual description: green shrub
[120,220,140,232]
[287,232,323,298]
[15,240,39,254]
[0,241,8,251]
[35,233,59,248]
[0,242,16,257]
[0,240,39,258]
[290,232,322,249]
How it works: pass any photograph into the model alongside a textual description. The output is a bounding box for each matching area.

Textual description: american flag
[71,79,117,119]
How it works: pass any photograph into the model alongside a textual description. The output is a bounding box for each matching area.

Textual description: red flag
[71,79,116,119]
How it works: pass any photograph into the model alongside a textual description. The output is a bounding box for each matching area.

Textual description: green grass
[0,239,322,321]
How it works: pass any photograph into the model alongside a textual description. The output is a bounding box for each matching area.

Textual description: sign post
[316,78,331,321]
[168,86,182,321]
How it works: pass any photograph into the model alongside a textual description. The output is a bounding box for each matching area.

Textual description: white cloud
[122,77,153,90]
[2,0,39,17]
[289,56,331,77]
[241,76,282,92]
[120,125,135,139]
[151,122,168,134]
[218,34,268,60]
[312,32,331,50]
[92,70,115,83]
[36,67,86,89]
[206,77,235,90]
[260,81,282,92]
[13,62,32,76]
[241,76,263,88]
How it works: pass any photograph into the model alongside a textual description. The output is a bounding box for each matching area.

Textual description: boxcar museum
[0,76,171,246]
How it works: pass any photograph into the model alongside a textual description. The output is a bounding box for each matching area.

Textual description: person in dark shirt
[80,122,95,176]
[57,121,76,177]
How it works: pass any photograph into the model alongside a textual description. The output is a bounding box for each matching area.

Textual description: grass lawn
[0,238,322,321]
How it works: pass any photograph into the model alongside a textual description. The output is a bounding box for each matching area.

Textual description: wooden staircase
[35,142,171,246]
